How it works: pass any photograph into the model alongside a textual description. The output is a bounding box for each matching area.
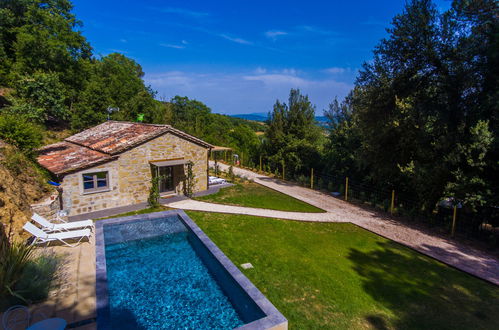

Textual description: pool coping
[95,209,288,330]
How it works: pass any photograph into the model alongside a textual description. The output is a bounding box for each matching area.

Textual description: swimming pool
[95,210,287,330]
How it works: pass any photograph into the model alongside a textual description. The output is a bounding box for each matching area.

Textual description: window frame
[81,171,110,194]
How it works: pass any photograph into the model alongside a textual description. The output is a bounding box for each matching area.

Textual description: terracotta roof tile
[37,121,213,175]
[65,121,212,154]
[37,141,115,175]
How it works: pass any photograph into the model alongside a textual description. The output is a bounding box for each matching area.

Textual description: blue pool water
[103,217,245,329]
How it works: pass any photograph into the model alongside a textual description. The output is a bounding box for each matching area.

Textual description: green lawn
[96,206,168,220]
[187,211,499,330]
[195,182,325,213]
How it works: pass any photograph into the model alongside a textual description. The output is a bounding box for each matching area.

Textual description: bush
[12,253,61,304]
[1,147,31,175]
[148,175,164,207]
[297,175,309,187]
[0,115,43,154]
[0,236,35,310]
[183,161,196,197]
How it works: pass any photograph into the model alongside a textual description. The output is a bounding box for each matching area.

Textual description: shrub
[0,115,43,155]
[297,175,309,187]
[0,230,35,309]
[148,175,163,207]
[183,161,196,197]
[317,178,324,190]
[12,253,61,304]
[1,147,31,175]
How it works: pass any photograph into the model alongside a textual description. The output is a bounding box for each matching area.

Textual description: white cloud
[325,67,348,74]
[281,68,298,75]
[264,30,288,40]
[297,25,335,35]
[254,67,267,74]
[159,43,185,49]
[119,38,128,43]
[244,74,307,86]
[218,34,253,45]
[181,40,188,45]
[145,70,353,114]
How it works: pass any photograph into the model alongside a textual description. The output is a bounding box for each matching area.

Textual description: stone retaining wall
[30,191,61,220]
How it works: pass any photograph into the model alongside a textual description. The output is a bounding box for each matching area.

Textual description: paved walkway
[165,162,499,286]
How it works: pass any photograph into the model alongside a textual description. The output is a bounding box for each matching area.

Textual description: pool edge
[95,210,288,330]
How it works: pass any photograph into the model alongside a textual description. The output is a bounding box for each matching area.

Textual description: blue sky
[72,0,451,115]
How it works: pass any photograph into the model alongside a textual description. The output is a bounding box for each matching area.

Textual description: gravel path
[165,162,499,286]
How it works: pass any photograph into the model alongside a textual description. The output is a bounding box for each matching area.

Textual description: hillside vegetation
[257,1,498,235]
[0,0,263,158]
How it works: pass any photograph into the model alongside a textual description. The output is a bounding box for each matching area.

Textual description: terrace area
[7,165,499,329]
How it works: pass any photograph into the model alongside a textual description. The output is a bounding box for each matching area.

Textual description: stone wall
[61,132,209,216]
[30,191,61,220]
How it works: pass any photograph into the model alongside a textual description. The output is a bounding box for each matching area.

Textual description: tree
[169,96,212,137]
[263,89,323,178]
[6,71,68,123]
[323,94,360,178]
[0,0,92,91]
[340,0,498,210]
[0,114,43,155]
[71,53,156,129]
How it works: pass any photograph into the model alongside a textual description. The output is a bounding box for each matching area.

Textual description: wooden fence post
[282,161,285,180]
[345,177,349,201]
[260,155,262,173]
[451,205,457,237]
[311,168,314,189]
[391,190,395,215]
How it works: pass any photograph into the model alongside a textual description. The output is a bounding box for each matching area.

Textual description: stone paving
[164,161,499,286]
[28,236,96,330]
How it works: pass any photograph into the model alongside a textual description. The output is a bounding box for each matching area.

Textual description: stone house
[37,121,212,217]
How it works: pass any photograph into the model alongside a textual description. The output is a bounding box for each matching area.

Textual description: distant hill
[231,113,268,122]
[231,113,329,127]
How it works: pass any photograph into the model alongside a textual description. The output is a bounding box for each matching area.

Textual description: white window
[82,171,109,193]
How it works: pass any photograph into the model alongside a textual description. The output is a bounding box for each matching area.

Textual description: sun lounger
[209,176,227,185]
[31,213,94,232]
[23,222,91,247]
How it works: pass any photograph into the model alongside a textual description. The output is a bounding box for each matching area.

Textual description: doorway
[158,166,174,193]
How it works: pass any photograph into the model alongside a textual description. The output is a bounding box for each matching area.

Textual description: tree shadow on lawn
[348,240,499,330]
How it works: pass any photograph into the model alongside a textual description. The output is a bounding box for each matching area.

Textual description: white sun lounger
[23,222,91,247]
[31,213,94,232]
[209,176,227,185]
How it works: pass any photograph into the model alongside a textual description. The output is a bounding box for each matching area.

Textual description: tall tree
[71,53,156,129]
[263,89,323,178]
[0,0,92,90]
[346,0,498,210]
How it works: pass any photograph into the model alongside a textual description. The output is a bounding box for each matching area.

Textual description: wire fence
[313,171,498,246]
[212,158,499,249]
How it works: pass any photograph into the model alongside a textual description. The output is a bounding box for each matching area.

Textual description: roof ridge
[107,120,172,128]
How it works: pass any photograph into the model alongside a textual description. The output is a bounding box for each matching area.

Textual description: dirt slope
[0,141,52,241]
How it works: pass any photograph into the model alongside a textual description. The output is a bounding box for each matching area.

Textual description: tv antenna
[107,107,120,120]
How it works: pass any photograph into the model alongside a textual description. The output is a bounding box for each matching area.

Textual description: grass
[195,182,325,213]
[186,211,499,330]
[96,206,168,220]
